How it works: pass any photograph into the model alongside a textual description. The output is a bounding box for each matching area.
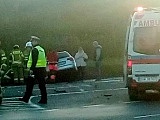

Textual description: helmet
[13,45,19,49]
[30,36,40,41]
[25,42,32,48]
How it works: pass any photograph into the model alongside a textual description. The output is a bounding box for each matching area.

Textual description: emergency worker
[93,41,102,81]
[0,41,8,84]
[23,42,32,68]
[9,45,24,84]
[23,42,32,83]
[19,36,47,104]
[0,41,7,66]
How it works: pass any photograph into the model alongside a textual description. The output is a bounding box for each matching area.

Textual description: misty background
[0,0,160,78]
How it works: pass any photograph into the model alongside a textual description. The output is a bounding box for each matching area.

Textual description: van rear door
[132,56,160,82]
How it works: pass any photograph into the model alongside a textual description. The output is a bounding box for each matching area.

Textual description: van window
[133,27,160,55]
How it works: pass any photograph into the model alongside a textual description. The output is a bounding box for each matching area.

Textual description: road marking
[2,96,44,111]
[43,104,106,112]
[32,87,127,97]
[29,96,45,110]
[134,113,160,119]
[95,80,122,83]
[44,109,60,112]
[83,104,105,108]
[34,87,56,91]
[3,97,20,100]
[79,89,85,92]
[81,84,92,87]
[123,101,141,104]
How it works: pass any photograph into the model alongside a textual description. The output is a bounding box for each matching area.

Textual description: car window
[58,52,70,59]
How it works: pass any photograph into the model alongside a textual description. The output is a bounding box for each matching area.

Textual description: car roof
[58,51,71,58]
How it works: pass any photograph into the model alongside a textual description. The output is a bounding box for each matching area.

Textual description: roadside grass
[85,58,123,79]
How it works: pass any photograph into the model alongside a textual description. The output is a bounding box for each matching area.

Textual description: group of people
[75,41,102,81]
[0,36,102,104]
[0,39,33,85]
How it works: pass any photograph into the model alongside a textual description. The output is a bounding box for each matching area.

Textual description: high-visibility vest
[23,49,31,61]
[27,46,47,68]
[11,50,23,64]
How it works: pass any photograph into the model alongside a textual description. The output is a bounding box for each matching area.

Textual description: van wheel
[128,88,138,101]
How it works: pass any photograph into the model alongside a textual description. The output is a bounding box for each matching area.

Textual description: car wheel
[0,97,2,105]
[68,69,78,82]
[128,88,138,101]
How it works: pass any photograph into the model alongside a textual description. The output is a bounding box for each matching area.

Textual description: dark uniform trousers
[23,67,47,102]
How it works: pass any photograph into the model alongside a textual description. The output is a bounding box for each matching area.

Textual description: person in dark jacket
[19,36,47,104]
[93,41,102,81]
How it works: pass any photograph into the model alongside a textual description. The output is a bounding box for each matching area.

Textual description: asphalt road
[1,78,160,120]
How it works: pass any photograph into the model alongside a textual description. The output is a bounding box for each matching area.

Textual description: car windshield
[133,27,160,55]
[58,52,70,59]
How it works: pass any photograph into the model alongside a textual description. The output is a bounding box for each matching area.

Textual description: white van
[124,7,160,100]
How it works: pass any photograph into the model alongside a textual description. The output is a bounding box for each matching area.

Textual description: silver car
[56,51,77,82]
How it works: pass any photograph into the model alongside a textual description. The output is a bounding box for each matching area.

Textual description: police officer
[9,44,24,84]
[19,36,47,104]
[93,41,102,81]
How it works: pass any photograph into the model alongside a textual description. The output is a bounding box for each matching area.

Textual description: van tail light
[127,59,132,75]
[67,57,74,61]
[131,79,138,88]
[127,60,132,68]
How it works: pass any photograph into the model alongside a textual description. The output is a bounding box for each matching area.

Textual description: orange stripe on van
[132,59,160,64]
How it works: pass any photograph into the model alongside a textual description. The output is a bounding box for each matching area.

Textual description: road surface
[1,78,160,120]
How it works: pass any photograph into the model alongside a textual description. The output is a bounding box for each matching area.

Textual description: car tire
[128,88,138,101]
[0,97,2,105]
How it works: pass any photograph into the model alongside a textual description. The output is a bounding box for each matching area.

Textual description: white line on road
[123,101,141,104]
[95,80,123,83]
[34,87,126,97]
[83,104,105,108]
[134,113,160,119]
[28,96,45,110]
[44,109,60,112]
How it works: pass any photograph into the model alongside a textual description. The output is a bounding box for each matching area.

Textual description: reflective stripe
[2,56,7,60]
[11,50,23,62]
[12,61,22,64]
[1,54,5,56]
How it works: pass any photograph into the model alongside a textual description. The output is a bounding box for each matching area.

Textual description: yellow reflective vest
[27,46,47,68]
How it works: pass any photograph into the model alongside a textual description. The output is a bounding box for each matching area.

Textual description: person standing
[0,41,7,66]
[46,49,58,83]
[23,41,32,69]
[0,41,8,84]
[75,47,88,80]
[93,41,102,81]
[19,36,47,104]
[9,44,24,84]
[23,41,33,83]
